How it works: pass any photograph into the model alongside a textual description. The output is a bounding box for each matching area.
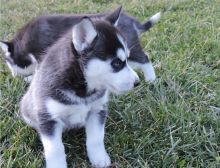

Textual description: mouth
[108,85,130,95]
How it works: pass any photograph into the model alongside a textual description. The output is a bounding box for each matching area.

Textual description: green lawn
[0,0,220,167]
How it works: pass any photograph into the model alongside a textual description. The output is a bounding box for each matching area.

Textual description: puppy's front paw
[145,72,156,83]
[24,75,33,83]
[143,63,156,83]
[89,150,111,168]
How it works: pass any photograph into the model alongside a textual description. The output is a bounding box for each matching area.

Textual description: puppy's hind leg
[128,50,156,83]
[40,122,67,168]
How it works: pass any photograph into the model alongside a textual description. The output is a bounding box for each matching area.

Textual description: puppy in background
[0,7,160,83]
[20,8,140,168]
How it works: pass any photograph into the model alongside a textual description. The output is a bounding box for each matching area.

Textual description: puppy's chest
[46,93,108,128]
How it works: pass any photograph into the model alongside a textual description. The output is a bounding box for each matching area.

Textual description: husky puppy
[20,8,140,168]
[0,7,160,83]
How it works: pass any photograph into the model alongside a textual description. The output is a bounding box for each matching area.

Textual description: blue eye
[111,58,125,72]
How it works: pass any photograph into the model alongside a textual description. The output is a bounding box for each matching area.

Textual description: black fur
[53,89,106,105]
[1,9,158,72]
[39,20,124,101]
[39,112,57,136]
[98,110,108,125]
[20,17,128,137]
[19,11,139,167]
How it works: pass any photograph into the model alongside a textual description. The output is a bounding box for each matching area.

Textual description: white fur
[113,14,120,27]
[41,126,67,168]
[6,62,16,76]
[141,62,156,82]
[0,41,38,77]
[44,91,110,168]
[117,34,130,57]
[21,20,141,168]
[47,98,89,127]
[46,91,109,128]
[86,113,111,167]
[6,61,36,77]
[0,42,11,59]
[29,53,38,64]
[133,12,161,35]
[0,41,9,53]
[72,18,97,52]
[54,89,106,105]
[81,32,139,94]
[6,53,37,77]
[24,75,33,83]
[85,59,139,95]
[116,48,126,61]
[128,61,156,83]
[150,12,161,25]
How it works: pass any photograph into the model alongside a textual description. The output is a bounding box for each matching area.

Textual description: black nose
[134,80,140,87]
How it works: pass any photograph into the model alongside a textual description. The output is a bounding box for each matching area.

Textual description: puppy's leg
[85,110,111,168]
[131,61,156,83]
[40,123,67,168]
[24,75,33,83]
[128,49,156,83]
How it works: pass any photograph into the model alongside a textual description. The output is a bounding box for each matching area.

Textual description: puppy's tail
[136,12,161,34]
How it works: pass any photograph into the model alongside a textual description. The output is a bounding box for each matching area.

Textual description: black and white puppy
[0,7,160,83]
[20,8,140,168]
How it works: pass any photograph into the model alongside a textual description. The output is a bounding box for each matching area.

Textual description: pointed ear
[72,17,97,52]
[105,6,122,26]
[0,41,11,53]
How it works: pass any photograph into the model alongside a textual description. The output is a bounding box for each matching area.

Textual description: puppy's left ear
[105,6,122,26]
[72,17,97,52]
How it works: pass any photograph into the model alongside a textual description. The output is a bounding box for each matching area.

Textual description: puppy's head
[0,40,37,77]
[72,7,140,95]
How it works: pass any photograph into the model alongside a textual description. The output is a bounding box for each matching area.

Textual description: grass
[0,0,220,167]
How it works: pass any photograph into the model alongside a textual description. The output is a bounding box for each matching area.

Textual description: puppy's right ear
[72,17,97,52]
[105,6,122,26]
[0,41,13,56]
